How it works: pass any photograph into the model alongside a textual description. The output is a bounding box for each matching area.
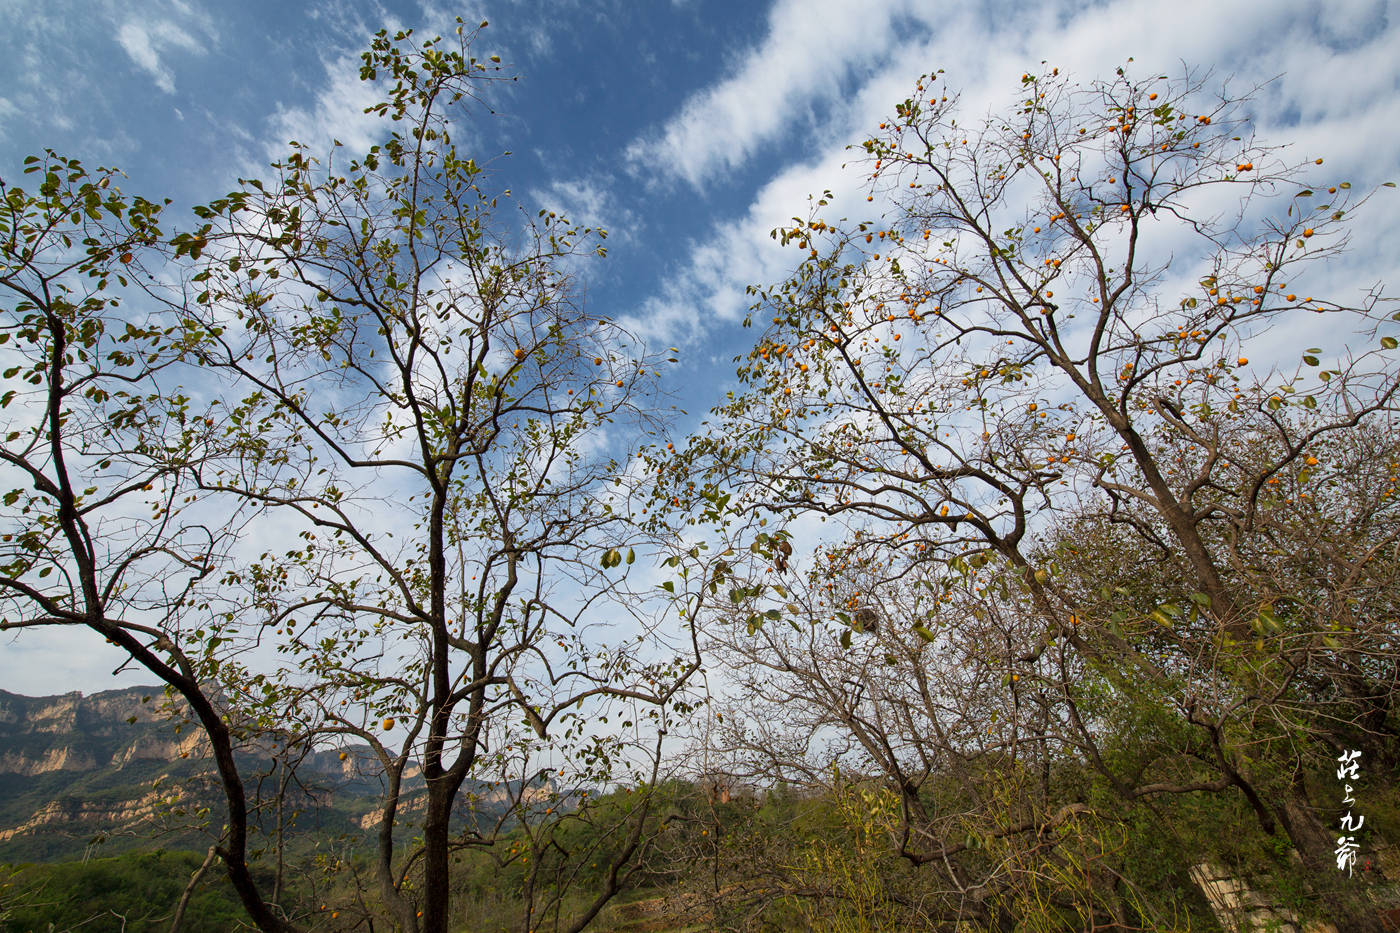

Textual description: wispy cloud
[620,148,854,345]
[263,48,390,161]
[530,176,636,243]
[623,0,925,191]
[624,0,1400,349]
[115,16,205,94]
[259,3,496,165]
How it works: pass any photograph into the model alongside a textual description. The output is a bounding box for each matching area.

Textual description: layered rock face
[0,687,559,862]
[0,687,213,860]
[0,688,206,775]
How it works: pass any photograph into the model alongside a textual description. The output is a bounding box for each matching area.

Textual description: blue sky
[3,0,1400,694]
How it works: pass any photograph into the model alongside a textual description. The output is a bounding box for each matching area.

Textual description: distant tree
[1,850,249,933]
[678,63,1400,930]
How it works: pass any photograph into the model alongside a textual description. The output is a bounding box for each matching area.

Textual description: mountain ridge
[0,685,556,863]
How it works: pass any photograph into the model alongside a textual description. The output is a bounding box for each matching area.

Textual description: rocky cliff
[0,687,555,863]
[0,687,204,776]
[0,686,219,861]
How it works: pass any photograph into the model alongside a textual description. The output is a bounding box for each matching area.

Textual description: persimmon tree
[1,21,699,933]
[172,22,698,933]
[675,63,1399,930]
[0,155,295,930]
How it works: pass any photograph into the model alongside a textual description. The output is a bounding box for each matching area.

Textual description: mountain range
[0,686,548,864]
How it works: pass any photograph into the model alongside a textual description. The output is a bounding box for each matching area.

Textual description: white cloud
[624,0,927,190]
[624,0,1400,350]
[0,626,153,696]
[263,48,389,160]
[530,175,636,243]
[115,17,204,94]
[259,4,488,165]
[620,134,875,345]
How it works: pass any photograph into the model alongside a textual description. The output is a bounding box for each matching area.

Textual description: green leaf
[912,624,937,643]
[839,629,852,649]
[625,547,635,565]
[1382,336,1398,350]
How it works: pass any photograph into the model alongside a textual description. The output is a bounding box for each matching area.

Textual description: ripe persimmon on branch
[676,62,1399,930]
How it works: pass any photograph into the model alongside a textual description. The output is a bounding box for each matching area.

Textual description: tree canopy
[1,21,698,933]
[670,62,1400,932]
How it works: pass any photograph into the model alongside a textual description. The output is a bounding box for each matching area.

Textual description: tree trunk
[375,773,417,933]
[422,782,452,933]
[169,844,219,933]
